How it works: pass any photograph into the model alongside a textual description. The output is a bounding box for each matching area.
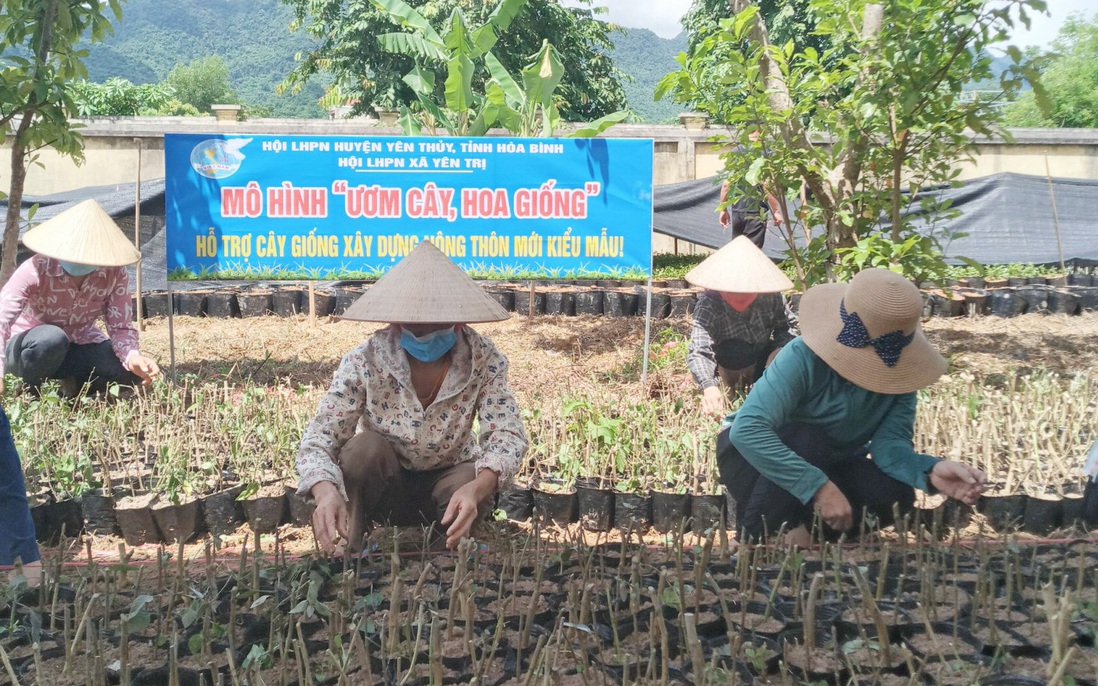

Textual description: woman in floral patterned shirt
[0,200,160,396]
[298,241,527,552]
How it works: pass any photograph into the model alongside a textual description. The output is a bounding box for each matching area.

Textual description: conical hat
[342,241,509,323]
[684,236,793,293]
[21,200,141,266]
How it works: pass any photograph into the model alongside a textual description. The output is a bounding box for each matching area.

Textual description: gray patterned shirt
[687,291,797,390]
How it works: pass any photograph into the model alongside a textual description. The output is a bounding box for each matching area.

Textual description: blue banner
[165,134,653,279]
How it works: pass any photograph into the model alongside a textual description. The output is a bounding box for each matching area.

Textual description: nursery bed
[6,532,1098,686]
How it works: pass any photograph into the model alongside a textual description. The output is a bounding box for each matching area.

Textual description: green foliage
[652,252,705,280]
[79,0,328,118]
[1004,12,1098,127]
[282,0,626,122]
[167,55,238,114]
[658,0,1049,286]
[683,0,828,56]
[70,77,197,116]
[0,0,125,280]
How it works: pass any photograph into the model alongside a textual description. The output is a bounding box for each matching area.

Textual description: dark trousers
[714,339,773,386]
[339,430,492,549]
[0,407,39,566]
[730,211,767,249]
[5,325,141,389]
[717,423,915,541]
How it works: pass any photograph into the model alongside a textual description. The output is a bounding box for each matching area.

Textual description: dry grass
[138,310,1098,403]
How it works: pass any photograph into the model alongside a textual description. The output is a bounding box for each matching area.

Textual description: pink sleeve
[104,269,140,369]
[0,261,38,374]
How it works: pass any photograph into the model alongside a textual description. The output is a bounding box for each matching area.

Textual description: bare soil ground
[138,309,1098,395]
[40,310,1098,567]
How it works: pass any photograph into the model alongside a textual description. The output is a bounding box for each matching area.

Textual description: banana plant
[485,40,628,138]
[370,0,627,138]
[369,0,527,136]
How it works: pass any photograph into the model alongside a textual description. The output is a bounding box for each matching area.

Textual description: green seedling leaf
[188,632,204,655]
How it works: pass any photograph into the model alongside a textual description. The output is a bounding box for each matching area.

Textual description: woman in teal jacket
[720,269,987,544]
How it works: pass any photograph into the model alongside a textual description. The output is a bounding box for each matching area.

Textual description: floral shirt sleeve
[296,347,370,499]
[472,346,528,487]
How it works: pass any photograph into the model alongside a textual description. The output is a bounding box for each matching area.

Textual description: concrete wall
[4,118,1097,253]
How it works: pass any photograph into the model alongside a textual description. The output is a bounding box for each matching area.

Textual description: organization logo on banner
[189,138,253,179]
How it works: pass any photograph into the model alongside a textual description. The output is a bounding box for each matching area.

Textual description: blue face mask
[58,260,98,277]
[400,326,457,362]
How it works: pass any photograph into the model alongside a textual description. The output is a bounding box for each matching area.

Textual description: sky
[564,0,1095,49]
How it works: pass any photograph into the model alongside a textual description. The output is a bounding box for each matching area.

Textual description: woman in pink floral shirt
[0,201,159,395]
[298,242,527,551]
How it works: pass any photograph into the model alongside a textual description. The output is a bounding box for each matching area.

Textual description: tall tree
[281,0,626,121]
[1004,12,1098,128]
[683,0,827,55]
[0,0,124,283]
[659,0,1048,288]
[166,55,238,114]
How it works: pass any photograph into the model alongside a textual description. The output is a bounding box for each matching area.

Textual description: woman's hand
[813,480,853,532]
[310,481,349,553]
[701,386,725,418]
[129,354,160,385]
[440,468,499,549]
[929,460,987,506]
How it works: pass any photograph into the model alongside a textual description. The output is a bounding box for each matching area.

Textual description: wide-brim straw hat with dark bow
[684,235,793,293]
[342,240,509,324]
[798,268,946,394]
[21,199,141,266]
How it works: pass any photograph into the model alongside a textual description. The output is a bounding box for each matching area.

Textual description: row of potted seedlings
[29,479,316,547]
[925,285,1098,318]
[30,470,1095,549]
[4,522,1097,685]
[135,279,702,321]
[15,361,1097,549]
[495,475,1098,537]
[136,279,1098,322]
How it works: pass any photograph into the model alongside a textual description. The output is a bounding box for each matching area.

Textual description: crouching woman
[296,242,528,552]
[719,269,986,544]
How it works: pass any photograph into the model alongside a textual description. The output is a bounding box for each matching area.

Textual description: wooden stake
[308,282,316,326]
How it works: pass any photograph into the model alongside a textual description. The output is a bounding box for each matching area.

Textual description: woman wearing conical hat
[0,200,160,395]
[685,236,798,417]
[720,269,986,545]
[297,241,528,552]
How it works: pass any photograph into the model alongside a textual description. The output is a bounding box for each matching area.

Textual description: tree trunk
[728,0,885,263]
[2,0,59,284]
[1,117,32,285]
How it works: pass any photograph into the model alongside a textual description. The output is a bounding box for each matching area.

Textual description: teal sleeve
[867,392,940,492]
[728,340,829,504]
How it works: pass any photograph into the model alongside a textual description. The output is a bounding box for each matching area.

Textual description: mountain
[610,28,688,124]
[81,0,328,118]
[79,0,683,122]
